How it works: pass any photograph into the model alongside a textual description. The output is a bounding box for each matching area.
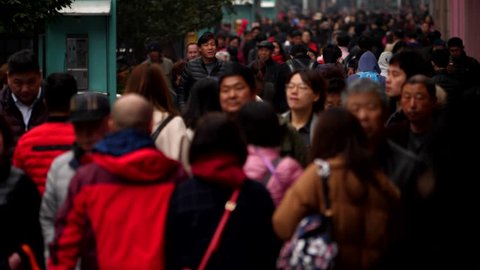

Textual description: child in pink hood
[238,102,304,206]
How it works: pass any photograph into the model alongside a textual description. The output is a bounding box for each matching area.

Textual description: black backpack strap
[307,59,316,70]
[286,59,296,73]
[151,115,174,141]
[293,58,307,69]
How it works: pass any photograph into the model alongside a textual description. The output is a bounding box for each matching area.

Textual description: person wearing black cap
[447,37,480,89]
[40,92,111,266]
[144,40,174,89]
[248,41,280,104]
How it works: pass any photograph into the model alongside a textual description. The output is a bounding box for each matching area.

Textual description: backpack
[277,159,338,270]
[286,58,317,73]
[356,71,383,83]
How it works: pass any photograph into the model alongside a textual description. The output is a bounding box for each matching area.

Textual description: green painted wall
[46,16,107,92]
[45,0,116,101]
[222,5,254,31]
[107,0,117,103]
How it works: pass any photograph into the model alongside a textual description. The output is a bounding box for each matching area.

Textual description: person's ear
[108,118,116,132]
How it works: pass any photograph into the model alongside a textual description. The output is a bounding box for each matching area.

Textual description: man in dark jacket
[447,37,480,89]
[0,115,44,270]
[177,32,226,110]
[48,94,188,270]
[344,78,435,269]
[248,40,280,104]
[0,49,47,148]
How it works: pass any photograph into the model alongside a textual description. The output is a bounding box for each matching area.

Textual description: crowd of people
[1,6,480,270]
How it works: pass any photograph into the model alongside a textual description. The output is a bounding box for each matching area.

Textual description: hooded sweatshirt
[48,129,187,270]
[347,51,386,86]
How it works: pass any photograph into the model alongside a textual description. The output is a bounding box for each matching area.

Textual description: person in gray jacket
[39,92,110,262]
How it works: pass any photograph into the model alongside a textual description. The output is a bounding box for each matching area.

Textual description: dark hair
[357,35,372,51]
[288,69,327,112]
[219,63,256,93]
[183,78,222,129]
[289,29,302,38]
[431,49,450,68]
[147,41,162,53]
[326,77,346,95]
[229,35,241,44]
[125,63,178,115]
[0,63,7,86]
[226,46,239,62]
[404,74,437,99]
[197,32,217,47]
[7,49,40,75]
[310,108,376,184]
[44,73,78,113]
[322,44,342,64]
[391,41,407,54]
[393,29,404,40]
[272,40,287,62]
[0,115,13,158]
[172,60,187,83]
[389,49,432,78]
[317,64,346,80]
[189,112,247,164]
[236,102,284,147]
[336,33,351,47]
[447,37,464,48]
[289,44,308,58]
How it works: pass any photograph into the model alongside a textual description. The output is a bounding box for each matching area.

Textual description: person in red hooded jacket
[48,94,188,270]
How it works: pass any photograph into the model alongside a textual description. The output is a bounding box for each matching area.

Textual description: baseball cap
[257,40,274,51]
[70,92,110,122]
[147,41,162,53]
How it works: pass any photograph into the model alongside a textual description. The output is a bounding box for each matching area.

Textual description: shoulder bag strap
[151,115,174,141]
[314,159,332,211]
[197,189,240,270]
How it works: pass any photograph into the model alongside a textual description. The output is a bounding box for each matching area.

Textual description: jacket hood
[358,51,380,73]
[378,51,392,77]
[191,153,247,188]
[92,129,183,181]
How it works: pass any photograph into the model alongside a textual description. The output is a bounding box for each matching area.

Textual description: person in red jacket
[12,73,77,195]
[48,94,188,270]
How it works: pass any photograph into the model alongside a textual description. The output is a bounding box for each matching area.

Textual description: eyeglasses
[286,83,310,92]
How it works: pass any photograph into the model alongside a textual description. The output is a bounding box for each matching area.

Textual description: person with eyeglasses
[282,69,326,149]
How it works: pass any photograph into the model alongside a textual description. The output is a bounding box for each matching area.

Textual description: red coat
[48,130,188,270]
[12,121,75,195]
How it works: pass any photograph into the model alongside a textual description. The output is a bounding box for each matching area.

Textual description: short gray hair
[342,78,388,109]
